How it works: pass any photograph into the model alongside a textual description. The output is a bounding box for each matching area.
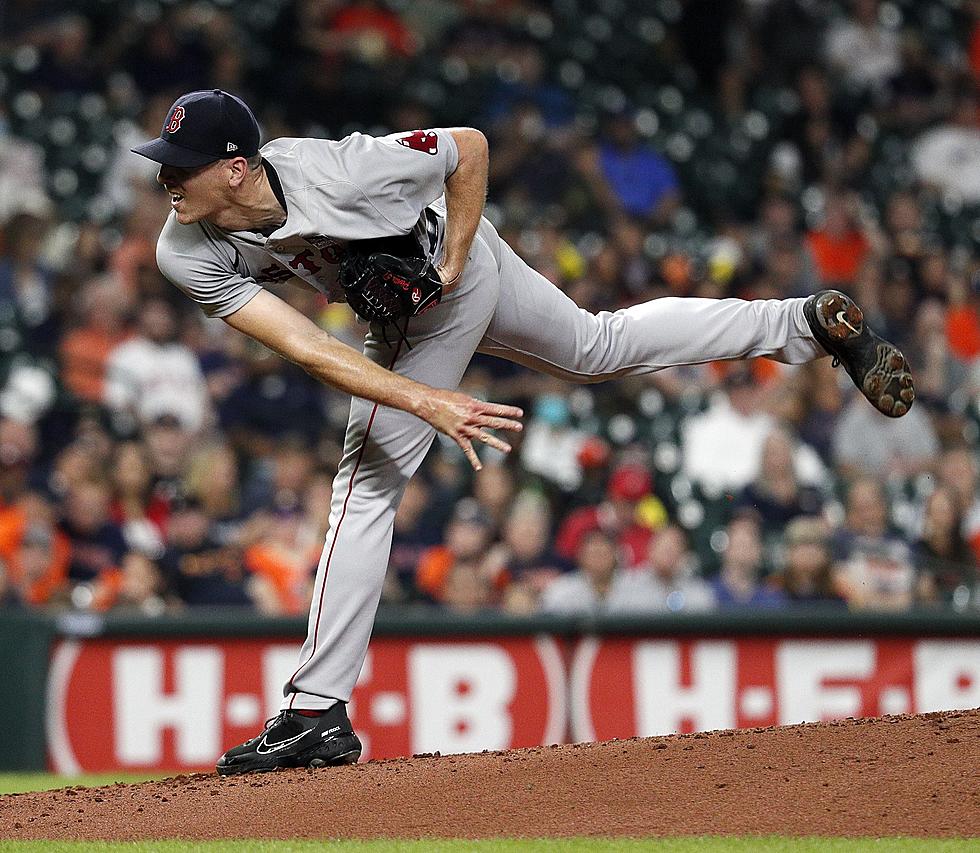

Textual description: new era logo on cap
[131,89,260,168]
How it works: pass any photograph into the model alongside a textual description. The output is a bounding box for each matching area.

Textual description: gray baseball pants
[281,216,823,710]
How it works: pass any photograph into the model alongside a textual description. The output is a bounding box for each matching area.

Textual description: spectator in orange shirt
[804,191,872,286]
[59,273,133,403]
[244,509,319,615]
[0,491,71,607]
[944,271,980,361]
[945,301,980,361]
[108,186,169,295]
[416,498,495,603]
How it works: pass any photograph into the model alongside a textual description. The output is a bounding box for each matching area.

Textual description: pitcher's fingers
[479,403,524,419]
[477,431,512,454]
[476,415,523,433]
[457,437,482,471]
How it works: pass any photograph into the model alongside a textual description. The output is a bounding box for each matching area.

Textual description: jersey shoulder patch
[396,130,439,155]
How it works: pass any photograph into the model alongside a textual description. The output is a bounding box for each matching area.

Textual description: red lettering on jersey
[258,264,294,284]
[166,106,186,134]
[321,243,344,264]
[396,130,438,155]
[305,236,343,264]
[289,250,322,275]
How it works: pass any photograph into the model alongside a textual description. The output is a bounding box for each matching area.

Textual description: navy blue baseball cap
[132,89,260,168]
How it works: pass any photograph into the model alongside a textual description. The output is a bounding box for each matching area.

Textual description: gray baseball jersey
[153,127,824,728]
[157,129,458,316]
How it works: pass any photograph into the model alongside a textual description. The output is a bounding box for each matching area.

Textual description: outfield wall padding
[2,607,978,771]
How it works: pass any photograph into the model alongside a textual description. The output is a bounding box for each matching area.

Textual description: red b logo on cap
[166,106,185,134]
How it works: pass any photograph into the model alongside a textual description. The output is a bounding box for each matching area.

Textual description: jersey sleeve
[289,130,459,235]
[156,216,263,318]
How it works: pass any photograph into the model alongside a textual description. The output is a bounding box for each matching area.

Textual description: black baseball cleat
[803,289,914,418]
[216,703,361,776]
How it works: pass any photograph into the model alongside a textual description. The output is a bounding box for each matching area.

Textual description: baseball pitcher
[133,89,914,775]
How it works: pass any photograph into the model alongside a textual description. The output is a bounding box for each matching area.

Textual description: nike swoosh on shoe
[254,729,312,755]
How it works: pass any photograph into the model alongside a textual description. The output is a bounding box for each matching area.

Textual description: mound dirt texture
[1,710,977,840]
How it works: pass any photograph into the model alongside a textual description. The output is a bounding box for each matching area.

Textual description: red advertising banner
[46,636,567,773]
[46,634,980,773]
[571,637,980,741]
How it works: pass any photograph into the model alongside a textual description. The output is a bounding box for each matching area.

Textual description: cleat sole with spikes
[803,290,914,419]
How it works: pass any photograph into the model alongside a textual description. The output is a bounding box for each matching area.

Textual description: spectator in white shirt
[539,528,631,616]
[614,524,716,613]
[104,296,210,432]
[825,0,901,94]
[682,366,772,493]
[912,94,980,204]
[832,392,939,479]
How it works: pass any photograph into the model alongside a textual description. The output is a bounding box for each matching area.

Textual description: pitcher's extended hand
[418,390,523,471]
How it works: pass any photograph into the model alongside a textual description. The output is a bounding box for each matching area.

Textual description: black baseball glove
[338,247,443,326]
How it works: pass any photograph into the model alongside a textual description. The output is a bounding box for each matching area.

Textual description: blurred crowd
[0,0,978,618]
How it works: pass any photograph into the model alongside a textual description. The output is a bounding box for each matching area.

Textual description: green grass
[0,773,168,794]
[0,840,977,852]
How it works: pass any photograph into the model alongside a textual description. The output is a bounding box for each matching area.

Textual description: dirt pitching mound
[1,710,977,840]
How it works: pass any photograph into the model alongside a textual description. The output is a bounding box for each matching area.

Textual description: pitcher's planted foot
[216,703,361,776]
